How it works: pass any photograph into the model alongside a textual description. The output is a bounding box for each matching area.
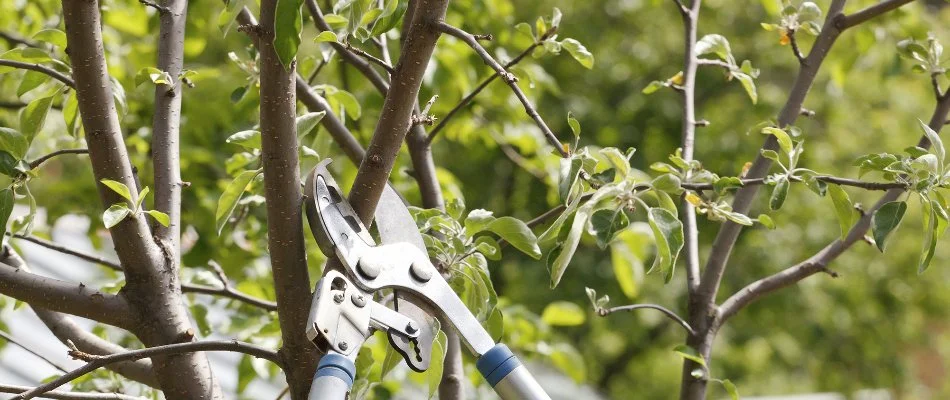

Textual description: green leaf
[559,157,583,202]
[296,111,326,138]
[589,208,630,248]
[63,91,80,137]
[560,38,594,69]
[102,204,131,229]
[757,214,775,229]
[733,72,757,104]
[146,210,170,227]
[549,209,588,288]
[17,70,50,97]
[216,169,262,234]
[100,179,133,202]
[136,186,150,210]
[32,29,67,48]
[426,330,448,399]
[600,147,631,178]
[541,301,586,326]
[652,174,682,193]
[642,80,665,94]
[486,217,541,259]
[226,130,262,150]
[798,2,822,22]
[0,153,18,177]
[919,119,944,167]
[549,343,587,383]
[370,0,407,37]
[323,14,348,25]
[273,0,304,69]
[769,178,789,211]
[515,22,534,40]
[134,67,173,87]
[872,201,906,252]
[610,226,650,299]
[827,184,854,239]
[673,344,706,367]
[190,304,212,336]
[695,34,732,62]
[19,95,54,141]
[919,199,938,274]
[0,189,14,243]
[0,128,29,160]
[487,307,504,341]
[567,112,581,143]
[464,209,495,236]
[762,127,793,156]
[721,379,739,400]
[647,208,684,283]
[475,236,501,261]
[313,31,339,43]
[329,89,362,120]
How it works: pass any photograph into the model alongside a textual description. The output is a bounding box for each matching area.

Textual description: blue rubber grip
[476,344,522,387]
[315,353,356,388]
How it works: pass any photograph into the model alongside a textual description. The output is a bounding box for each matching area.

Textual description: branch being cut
[10,340,280,400]
[717,85,950,324]
[0,385,146,400]
[436,22,568,157]
[0,60,75,88]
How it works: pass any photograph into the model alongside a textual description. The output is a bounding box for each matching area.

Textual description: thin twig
[28,149,89,170]
[695,58,733,70]
[137,0,170,14]
[836,0,916,30]
[436,22,568,156]
[788,29,806,65]
[10,340,281,400]
[0,384,146,400]
[669,0,689,15]
[181,283,278,311]
[274,386,290,400]
[0,60,75,88]
[344,43,394,74]
[10,233,122,271]
[426,34,548,144]
[0,330,69,373]
[598,304,696,336]
[682,175,908,192]
[307,57,331,85]
[0,31,39,48]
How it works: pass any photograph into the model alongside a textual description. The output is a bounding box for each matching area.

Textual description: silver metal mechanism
[493,365,552,400]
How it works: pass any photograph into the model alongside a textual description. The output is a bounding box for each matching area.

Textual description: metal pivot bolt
[405,321,418,334]
[410,262,432,282]
[333,293,344,304]
[351,294,366,308]
[358,260,380,279]
[338,342,348,351]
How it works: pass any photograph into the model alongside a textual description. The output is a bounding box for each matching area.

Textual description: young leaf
[695,34,732,62]
[0,128,29,160]
[826,184,854,239]
[296,111,326,138]
[769,178,789,211]
[541,301,586,326]
[919,119,944,167]
[313,31,338,43]
[600,147,631,178]
[32,29,67,48]
[146,210,170,227]
[761,127,793,156]
[426,330,448,399]
[757,214,775,229]
[226,130,262,150]
[642,80,665,94]
[549,209,589,288]
[919,199,938,274]
[647,208,684,283]
[100,179,133,202]
[733,72,758,104]
[872,201,906,252]
[103,204,131,229]
[273,0,304,69]
[610,226,650,299]
[721,379,739,400]
[486,217,541,259]
[590,208,630,249]
[216,169,262,234]
[19,95,54,141]
[136,186,150,210]
[17,70,50,97]
[567,112,581,143]
[464,209,495,236]
[673,344,706,367]
[0,188,14,242]
[560,38,594,69]
[558,157,583,202]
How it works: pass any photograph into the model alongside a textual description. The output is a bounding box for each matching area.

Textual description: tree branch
[9,340,281,400]
[436,22,568,156]
[150,0,188,255]
[9,233,122,270]
[0,385,147,400]
[681,175,908,191]
[257,0,319,395]
[0,60,75,88]
[788,29,807,65]
[718,85,950,325]
[0,31,39,48]
[304,0,390,94]
[676,1,702,297]
[598,304,695,336]
[836,0,917,30]
[0,329,69,372]
[27,148,89,170]
[344,42,394,74]
[426,30,549,144]
[0,250,133,329]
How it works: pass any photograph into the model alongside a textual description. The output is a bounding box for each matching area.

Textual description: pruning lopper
[303,160,551,400]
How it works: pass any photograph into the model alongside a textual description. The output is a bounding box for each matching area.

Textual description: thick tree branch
[151,0,189,254]
[346,0,450,225]
[426,31,548,144]
[0,256,133,329]
[717,86,950,324]
[436,22,568,156]
[0,60,75,88]
[27,149,89,170]
[598,304,695,336]
[836,0,917,30]
[0,385,146,400]
[10,340,280,400]
[0,329,69,372]
[257,0,319,395]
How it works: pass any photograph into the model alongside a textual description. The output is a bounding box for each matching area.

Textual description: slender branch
[274,386,289,400]
[718,86,950,325]
[695,58,733,70]
[10,340,281,400]
[669,0,689,14]
[138,0,170,14]
[932,73,943,100]
[0,248,133,329]
[788,29,806,65]
[426,32,548,143]
[436,22,568,157]
[304,0,390,94]
[10,233,122,270]
[0,60,74,88]
[682,175,908,191]
[0,31,39,48]
[0,330,69,372]
[836,0,917,30]
[0,385,147,400]
[181,284,278,311]
[677,0,702,297]
[598,304,695,336]
[27,149,89,170]
[0,100,28,109]
[344,43,394,74]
